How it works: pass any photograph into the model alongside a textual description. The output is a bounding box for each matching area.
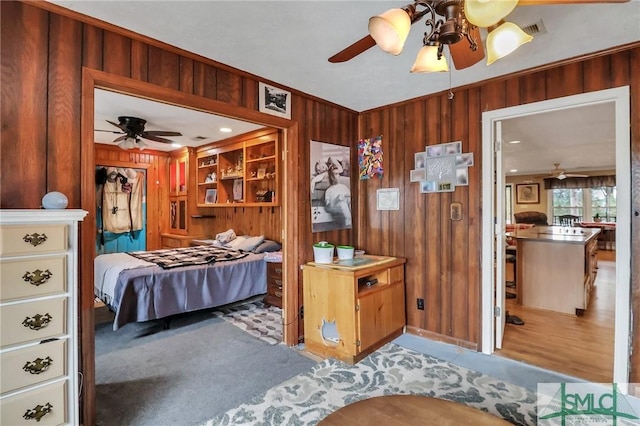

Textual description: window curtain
[543,175,616,190]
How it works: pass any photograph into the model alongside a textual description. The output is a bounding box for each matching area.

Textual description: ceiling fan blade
[517,0,628,4]
[107,119,129,133]
[449,27,485,70]
[141,134,174,144]
[328,35,377,63]
[113,135,127,143]
[95,129,124,134]
[142,130,183,137]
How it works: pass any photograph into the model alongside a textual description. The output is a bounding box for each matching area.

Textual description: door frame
[480,86,631,388]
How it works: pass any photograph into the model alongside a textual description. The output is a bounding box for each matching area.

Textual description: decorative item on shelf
[593,213,601,223]
[255,189,274,203]
[41,191,68,209]
[257,168,267,179]
[250,170,258,178]
[205,173,216,183]
[205,189,217,204]
[313,241,335,264]
[337,245,355,260]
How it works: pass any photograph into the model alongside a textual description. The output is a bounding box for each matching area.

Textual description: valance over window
[543,175,616,190]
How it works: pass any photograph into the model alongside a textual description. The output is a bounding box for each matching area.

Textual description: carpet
[204,342,538,426]
[212,298,282,345]
[95,310,316,426]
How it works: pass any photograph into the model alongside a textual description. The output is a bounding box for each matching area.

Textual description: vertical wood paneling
[216,68,243,105]
[545,62,583,99]
[438,94,453,336]
[130,40,148,82]
[179,56,194,94]
[243,78,257,110]
[583,55,612,93]
[48,13,83,207]
[193,62,216,98]
[0,1,48,208]
[147,45,179,90]
[82,25,103,69]
[519,71,546,104]
[102,32,131,76]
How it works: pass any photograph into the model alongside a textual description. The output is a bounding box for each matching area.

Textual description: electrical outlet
[417,298,425,310]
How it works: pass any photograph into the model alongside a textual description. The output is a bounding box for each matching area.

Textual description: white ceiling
[50,0,640,111]
[74,1,635,170]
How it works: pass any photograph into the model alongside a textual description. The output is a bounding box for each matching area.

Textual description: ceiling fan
[546,163,588,180]
[95,116,182,150]
[328,0,628,72]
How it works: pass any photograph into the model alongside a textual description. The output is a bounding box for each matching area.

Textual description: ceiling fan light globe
[410,45,449,73]
[368,8,411,55]
[464,0,518,28]
[486,21,532,65]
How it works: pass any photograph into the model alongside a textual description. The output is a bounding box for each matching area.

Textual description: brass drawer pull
[22,269,53,286]
[23,356,53,375]
[22,313,53,330]
[274,291,283,298]
[275,268,282,274]
[22,233,48,247]
[275,279,282,286]
[23,403,53,422]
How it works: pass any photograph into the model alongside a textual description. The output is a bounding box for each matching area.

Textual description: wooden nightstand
[264,262,282,308]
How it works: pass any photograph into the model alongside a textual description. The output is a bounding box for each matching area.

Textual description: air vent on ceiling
[195,136,209,140]
[521,19,548,36]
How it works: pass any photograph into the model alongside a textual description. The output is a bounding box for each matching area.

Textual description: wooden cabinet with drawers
[0,209,87,426]
[264,262,283,308]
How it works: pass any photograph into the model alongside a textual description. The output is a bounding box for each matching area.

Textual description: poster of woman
[310,140,352,232]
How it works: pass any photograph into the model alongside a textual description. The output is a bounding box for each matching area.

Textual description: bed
[94,236,281,330]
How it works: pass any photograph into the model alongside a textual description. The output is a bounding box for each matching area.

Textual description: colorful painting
[358,135,383,180]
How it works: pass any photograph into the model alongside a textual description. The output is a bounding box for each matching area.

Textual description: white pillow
[235,235,265,252]
[225,236,248,250]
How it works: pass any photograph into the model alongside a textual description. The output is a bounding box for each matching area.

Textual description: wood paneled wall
[358,46,640,360]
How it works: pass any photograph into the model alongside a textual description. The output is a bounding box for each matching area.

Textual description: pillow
[235,235,265,252]
[215,229,236,244]
[224,235,248,250]
[253,239,282,253]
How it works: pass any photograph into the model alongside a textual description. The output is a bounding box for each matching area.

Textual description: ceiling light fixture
[117,136,147,151]
[220,127,232,133]
[368,0,531,73]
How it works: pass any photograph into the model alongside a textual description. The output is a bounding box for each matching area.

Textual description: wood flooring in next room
[497,250,616,383]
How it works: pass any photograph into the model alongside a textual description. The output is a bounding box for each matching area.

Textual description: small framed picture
[456,153,474,167]
[410,169,426,182]
[205,189,217,204]
[420,181,437,193]
[414,152,426,169]
[516,183,540,204]
[259,82,291,119]
[257,168,267,179]
[456,168,469,186]
[376,188,400,210]
[444,141,462,155]
[426,144,443,158]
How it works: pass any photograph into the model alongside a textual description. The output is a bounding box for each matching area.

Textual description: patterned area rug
[203,342,537,426]
[212,298,282,345]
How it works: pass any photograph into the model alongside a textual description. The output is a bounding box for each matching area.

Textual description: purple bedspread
[109,252,266,330]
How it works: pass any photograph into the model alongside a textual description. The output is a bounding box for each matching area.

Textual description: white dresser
[0,209,87,426]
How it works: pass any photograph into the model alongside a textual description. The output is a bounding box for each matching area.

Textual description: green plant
[593,213,601,220]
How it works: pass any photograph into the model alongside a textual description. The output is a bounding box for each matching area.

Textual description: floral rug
[212,298,282,345]
[203,342,537,425]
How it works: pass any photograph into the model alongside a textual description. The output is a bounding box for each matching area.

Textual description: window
[590,187,616,221]
[551,188,583,223]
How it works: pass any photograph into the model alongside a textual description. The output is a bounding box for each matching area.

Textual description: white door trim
[480,86,631,389]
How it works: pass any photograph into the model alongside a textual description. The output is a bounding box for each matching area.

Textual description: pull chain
[448,54,454,100]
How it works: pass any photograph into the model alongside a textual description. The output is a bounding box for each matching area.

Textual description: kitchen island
[511,226,600,315]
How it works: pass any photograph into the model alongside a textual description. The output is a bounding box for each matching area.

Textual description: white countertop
[509,226,600,244]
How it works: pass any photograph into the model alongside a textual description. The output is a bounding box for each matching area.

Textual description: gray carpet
[95,309,317,426]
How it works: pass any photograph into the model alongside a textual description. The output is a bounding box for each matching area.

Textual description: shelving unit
[195,129,280,207]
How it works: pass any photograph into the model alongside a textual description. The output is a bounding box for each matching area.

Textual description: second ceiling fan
[96,116,183,150]
[329,0,628,72]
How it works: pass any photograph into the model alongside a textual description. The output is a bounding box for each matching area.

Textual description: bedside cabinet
[263,262,283,308]
[302,255,406,364]
[0,209,87,426]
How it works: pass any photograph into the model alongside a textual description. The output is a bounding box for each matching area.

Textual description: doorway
[480,87,631,387]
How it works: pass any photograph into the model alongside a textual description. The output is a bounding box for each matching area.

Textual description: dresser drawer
[267,262,282,280]
[1,299,66,348]
[1,256,66,302]
[1,380,66,426]
[0,225,67,256]
[1,339,66,394]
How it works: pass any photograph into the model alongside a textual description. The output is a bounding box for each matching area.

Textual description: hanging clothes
[100,167,144,234]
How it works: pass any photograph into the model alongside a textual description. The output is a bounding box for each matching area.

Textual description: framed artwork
[205,189,217,204]
[257,168,267,179]
[259,82,291,119]
[444,141,462,155]
[376,188,400,210]
[410,169,426,182]
[516,183,540,204]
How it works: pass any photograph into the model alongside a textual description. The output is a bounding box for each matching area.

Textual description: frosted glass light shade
[410,46,449,73]
[486,22,533,65]
[464,0,518,27]
[42,191,68,209]
[368,8,412,55]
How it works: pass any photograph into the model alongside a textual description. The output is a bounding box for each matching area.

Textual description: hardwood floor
[496,250,615,383]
